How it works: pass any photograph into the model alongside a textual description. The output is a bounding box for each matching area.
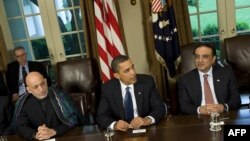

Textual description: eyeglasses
[15,53,26,58]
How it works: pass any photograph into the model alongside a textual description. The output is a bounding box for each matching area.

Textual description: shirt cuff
[109,121,116,130]
[146,116,155,124]
[223,103,229,111]
[197,106,201,114]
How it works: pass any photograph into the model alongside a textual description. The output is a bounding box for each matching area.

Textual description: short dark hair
[193,42,216,56]
[13,46,26,55]
[111,55,129,73]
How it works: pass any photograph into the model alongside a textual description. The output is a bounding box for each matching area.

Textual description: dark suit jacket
[0,72,8,96]
[178,65,241,114]
[6,61,52,95]
[96,74,166,129]
[0,96,13,135]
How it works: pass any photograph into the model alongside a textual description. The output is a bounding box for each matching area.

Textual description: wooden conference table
[6,109,250,141]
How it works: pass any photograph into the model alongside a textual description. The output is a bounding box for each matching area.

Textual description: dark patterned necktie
[124,87,134,121]
[204,74,214,104]
[22,66,27,85]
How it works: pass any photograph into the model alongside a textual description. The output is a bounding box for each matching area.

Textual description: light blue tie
[125,87,134,121]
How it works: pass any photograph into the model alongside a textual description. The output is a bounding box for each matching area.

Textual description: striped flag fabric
[94,0,125,82]
[151,0,163,13]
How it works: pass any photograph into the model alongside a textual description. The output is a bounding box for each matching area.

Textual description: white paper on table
[132,129,146,134]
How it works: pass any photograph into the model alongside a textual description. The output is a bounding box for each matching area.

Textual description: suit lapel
[192,70,203,104]
[14,62,20,84]
[28,61,32,72]
[212,67,221,100]
[113,81,126,119]
[134,81,143,116]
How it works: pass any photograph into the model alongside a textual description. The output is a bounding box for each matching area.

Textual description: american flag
[151,0,163,13]
[151,0,180,78]
[94,0,125,82]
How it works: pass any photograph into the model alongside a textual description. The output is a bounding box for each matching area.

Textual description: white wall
[118,0,150,74]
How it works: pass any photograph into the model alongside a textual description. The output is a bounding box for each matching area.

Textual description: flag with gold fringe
[151,0,180,80]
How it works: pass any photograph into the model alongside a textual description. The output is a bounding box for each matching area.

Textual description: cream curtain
[172,0,193,46]
[0,25,10,72]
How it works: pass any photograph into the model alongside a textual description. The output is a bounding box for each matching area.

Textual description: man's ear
[113,73,119,79]
[26,87,31,93]
[212,56,216,64]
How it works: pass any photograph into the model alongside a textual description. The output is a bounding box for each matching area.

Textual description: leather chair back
[224,35,250,108]
[56,58,101,124]
[41,61,51,79]
[179,42,198,76]
[224,35,250,87]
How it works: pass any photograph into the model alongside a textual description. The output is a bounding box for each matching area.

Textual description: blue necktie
[125,87,134,121]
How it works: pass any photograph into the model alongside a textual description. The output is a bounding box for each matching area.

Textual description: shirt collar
[119,80,134,91]
[198,66,213,77]
[20,63,28,68]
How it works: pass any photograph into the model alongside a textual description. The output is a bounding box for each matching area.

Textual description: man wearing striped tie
[178,43,241,115]
[97,55,166,131]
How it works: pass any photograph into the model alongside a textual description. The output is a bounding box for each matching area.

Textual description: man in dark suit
[15,72,82,140]
[0,72,8,96]
[178,43,241,115]
[0,73,13,135]
[0,96,13,135]
[6,46,52,102]
[96,55,166,131]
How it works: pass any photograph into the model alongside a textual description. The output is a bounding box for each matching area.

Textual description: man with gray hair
[6,46,52,102]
